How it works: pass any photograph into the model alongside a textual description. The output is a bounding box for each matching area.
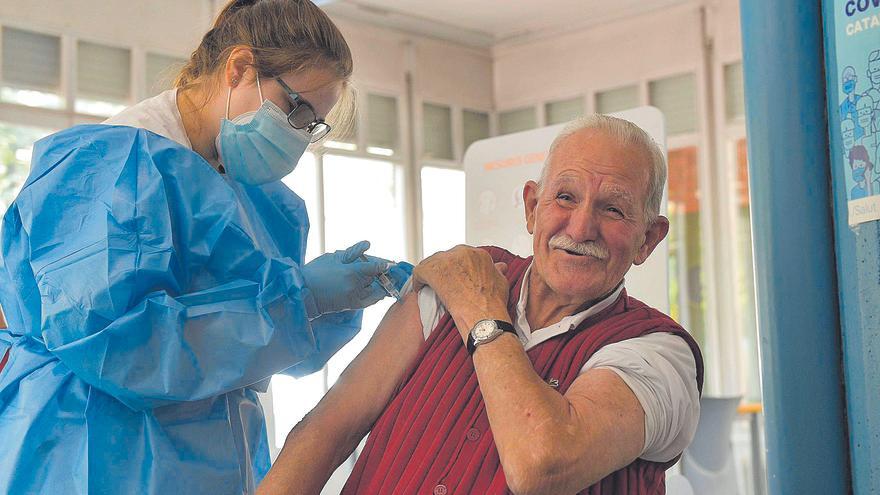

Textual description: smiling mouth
[556,247,590,257]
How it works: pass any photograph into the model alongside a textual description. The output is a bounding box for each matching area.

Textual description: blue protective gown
[0,124,363,494]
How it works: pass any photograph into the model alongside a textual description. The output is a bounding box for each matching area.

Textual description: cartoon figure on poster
[849,145,874,199]
[856,94,876,156]
[841,66,866,140]
[837,52,880,204]
[865,50,880,105]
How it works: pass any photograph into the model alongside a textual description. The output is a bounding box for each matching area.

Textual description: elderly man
[259,115,703,495]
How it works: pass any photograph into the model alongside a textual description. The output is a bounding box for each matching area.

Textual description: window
[321,154,406,384]
[422,103,454,160]
[724,62,746,122]
[545,97,584,125]
[270,153,408,448]
[649,73,698,135]
[595,85,639,115]
[666,146,706,347]
[325,106,358,152]
[1,27,63,109]
[462,109,489,153]
[146,53,186,97]
[281,152,322,262]
[0,123,54,215]
[498,107,537,135]
[651,72,704,348]
[269,370,326,448]
[76,41,131,116]
[421,166,465,257]
[733,138,760,401]
[366,94,399,156]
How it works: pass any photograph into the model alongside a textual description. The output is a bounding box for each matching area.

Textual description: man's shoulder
[477,245,528,265]
[616,292,682,329]
[613,293,704,394]
[587,292,699,365]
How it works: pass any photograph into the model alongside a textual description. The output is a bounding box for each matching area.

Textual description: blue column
[821,1,880,493]
[739,2,850,494]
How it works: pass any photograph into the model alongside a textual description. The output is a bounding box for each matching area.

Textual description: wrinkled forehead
[545,129,652,190]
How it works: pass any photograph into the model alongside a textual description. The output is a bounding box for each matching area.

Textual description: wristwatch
[466,319,517,355]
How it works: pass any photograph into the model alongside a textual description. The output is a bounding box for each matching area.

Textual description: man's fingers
[410,263,431,293]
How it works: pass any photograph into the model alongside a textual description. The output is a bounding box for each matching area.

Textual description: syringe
[360,255,402,300]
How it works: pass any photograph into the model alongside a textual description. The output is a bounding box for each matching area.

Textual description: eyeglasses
[276,78,332,143]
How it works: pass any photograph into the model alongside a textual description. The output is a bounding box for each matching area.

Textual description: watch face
[473,320,497,340]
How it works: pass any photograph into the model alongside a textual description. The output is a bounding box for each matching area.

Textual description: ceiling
[317,0,693,48]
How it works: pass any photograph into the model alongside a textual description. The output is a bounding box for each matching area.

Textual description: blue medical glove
[388,261,414,292]
[302,240,390,318]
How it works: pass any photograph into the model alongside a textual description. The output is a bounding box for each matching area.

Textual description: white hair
[538,114,667,223]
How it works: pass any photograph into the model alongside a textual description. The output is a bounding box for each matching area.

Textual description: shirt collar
[514,262,624,340]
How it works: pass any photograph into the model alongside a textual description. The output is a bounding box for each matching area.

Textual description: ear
[223,46,256,88]
[523,180,540,235]
[633,215,669,266]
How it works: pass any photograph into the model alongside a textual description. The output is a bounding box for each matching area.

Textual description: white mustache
[549,234,609,260]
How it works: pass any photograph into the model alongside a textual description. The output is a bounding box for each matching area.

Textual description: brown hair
[176,0,355,135]
[849,145,873,170]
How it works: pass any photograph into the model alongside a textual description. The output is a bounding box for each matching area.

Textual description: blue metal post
[739,2,850,493]
[822,1,880,493]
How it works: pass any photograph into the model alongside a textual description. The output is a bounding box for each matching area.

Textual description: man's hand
[412,245,510,339]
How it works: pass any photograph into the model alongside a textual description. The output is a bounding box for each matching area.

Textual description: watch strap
[466,319,516,355]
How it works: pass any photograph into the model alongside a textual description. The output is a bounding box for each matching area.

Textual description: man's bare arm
[257,294,424,495]
[472,334,645,495]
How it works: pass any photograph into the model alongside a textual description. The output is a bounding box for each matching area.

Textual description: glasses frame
[276,78,332,143]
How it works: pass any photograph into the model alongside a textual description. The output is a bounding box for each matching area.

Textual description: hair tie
[232,0,259,11]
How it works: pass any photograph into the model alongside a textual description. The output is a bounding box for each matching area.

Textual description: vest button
[466,428,481,441]
[433,484,448,495]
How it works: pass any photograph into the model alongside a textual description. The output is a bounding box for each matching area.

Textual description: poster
[833,0,880,225]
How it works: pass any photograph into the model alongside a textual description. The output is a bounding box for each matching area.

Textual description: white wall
[336,17,494,110]
[0,0,207,57]
[492,3,704,111]
[714,0,744,63]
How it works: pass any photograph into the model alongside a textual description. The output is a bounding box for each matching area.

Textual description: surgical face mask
[215,75,310,185]
[844,80,857,94]
[853,164,866,182]
[870,65,880,84]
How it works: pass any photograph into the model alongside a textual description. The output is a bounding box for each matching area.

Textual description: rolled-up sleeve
[581,332,700,462]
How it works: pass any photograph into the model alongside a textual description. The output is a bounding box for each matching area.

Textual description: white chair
[681,396,741,495]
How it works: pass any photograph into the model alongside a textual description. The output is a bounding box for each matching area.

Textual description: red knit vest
[343,247,704,495]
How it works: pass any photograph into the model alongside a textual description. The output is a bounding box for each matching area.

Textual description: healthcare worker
[0,0,410,493]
